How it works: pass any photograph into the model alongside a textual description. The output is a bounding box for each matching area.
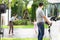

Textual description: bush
[13,19,27,25]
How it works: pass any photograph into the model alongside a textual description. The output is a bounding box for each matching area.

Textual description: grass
[44,24,49,28]
[1,38,37,40]
[1,38,49,40]
[3,24,48,28]
[3,25,34,28]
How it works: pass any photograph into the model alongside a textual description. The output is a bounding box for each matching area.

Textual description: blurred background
[0,0,60,40]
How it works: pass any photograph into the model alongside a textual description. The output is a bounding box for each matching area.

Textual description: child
[33,19,38,34]
[9,14,18,35]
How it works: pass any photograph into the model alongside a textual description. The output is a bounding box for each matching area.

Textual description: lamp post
[8,0,11,25]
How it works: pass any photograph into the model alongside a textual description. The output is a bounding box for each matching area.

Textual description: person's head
[39,3,44,8]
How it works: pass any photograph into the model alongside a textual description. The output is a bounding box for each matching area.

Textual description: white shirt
[9,17,15,21]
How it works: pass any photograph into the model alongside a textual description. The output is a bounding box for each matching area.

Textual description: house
[47,0,60,17]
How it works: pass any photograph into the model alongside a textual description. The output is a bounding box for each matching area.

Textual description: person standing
[9,14,18,35]
[33,19,38,34]
[36,3,51,40]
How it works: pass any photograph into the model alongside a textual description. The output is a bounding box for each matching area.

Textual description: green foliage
[13,19,27,25]
[11,0,30,18]
[31,0,48,21]
[11,0,18,16]
[11,0,17,7]
[28,8,32,19]
[0,0,2,4]
[31,3,38,21]
[11,0,24,17]
[38,0,48,8]
[23,0,29,8]
[0,0,9,9]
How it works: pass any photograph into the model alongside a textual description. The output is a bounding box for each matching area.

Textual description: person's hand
[48,22,52,27]
[45,21,49,25]
[50,22,52,26]
[15,17,19,20]
[45,21,52,26]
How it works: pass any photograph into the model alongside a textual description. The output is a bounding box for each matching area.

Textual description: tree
[23,0,29,9]
[0,0,9,9]
[11,0,18,16]
[11,0,25,17]
[31,0,48,21]
[0,0,2,4]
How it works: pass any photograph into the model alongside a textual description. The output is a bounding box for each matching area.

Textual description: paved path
[3,28,38,38]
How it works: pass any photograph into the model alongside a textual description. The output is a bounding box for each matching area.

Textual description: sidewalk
[2,28,49,38]
[3,28,37,38]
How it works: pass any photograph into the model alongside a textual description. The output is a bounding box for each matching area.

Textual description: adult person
[36,3,52,40]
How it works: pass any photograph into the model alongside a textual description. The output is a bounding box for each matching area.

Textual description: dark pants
[9,21,13,34]
[37,22,44,40]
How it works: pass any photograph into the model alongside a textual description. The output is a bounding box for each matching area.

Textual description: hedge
[13,19,27,25]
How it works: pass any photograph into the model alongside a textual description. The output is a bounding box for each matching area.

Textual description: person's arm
[15,18,19,20]
[39,10,51,25]
[42,16,51,25]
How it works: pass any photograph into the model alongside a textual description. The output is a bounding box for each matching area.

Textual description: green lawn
[3,25,34,28]
[1,38,49,40]
[3,24,48,28]
[1,38,37,40]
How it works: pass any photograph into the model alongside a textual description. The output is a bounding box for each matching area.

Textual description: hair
[39,3,43,7]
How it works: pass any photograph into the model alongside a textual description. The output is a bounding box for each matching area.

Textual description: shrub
[13,19,27,25]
